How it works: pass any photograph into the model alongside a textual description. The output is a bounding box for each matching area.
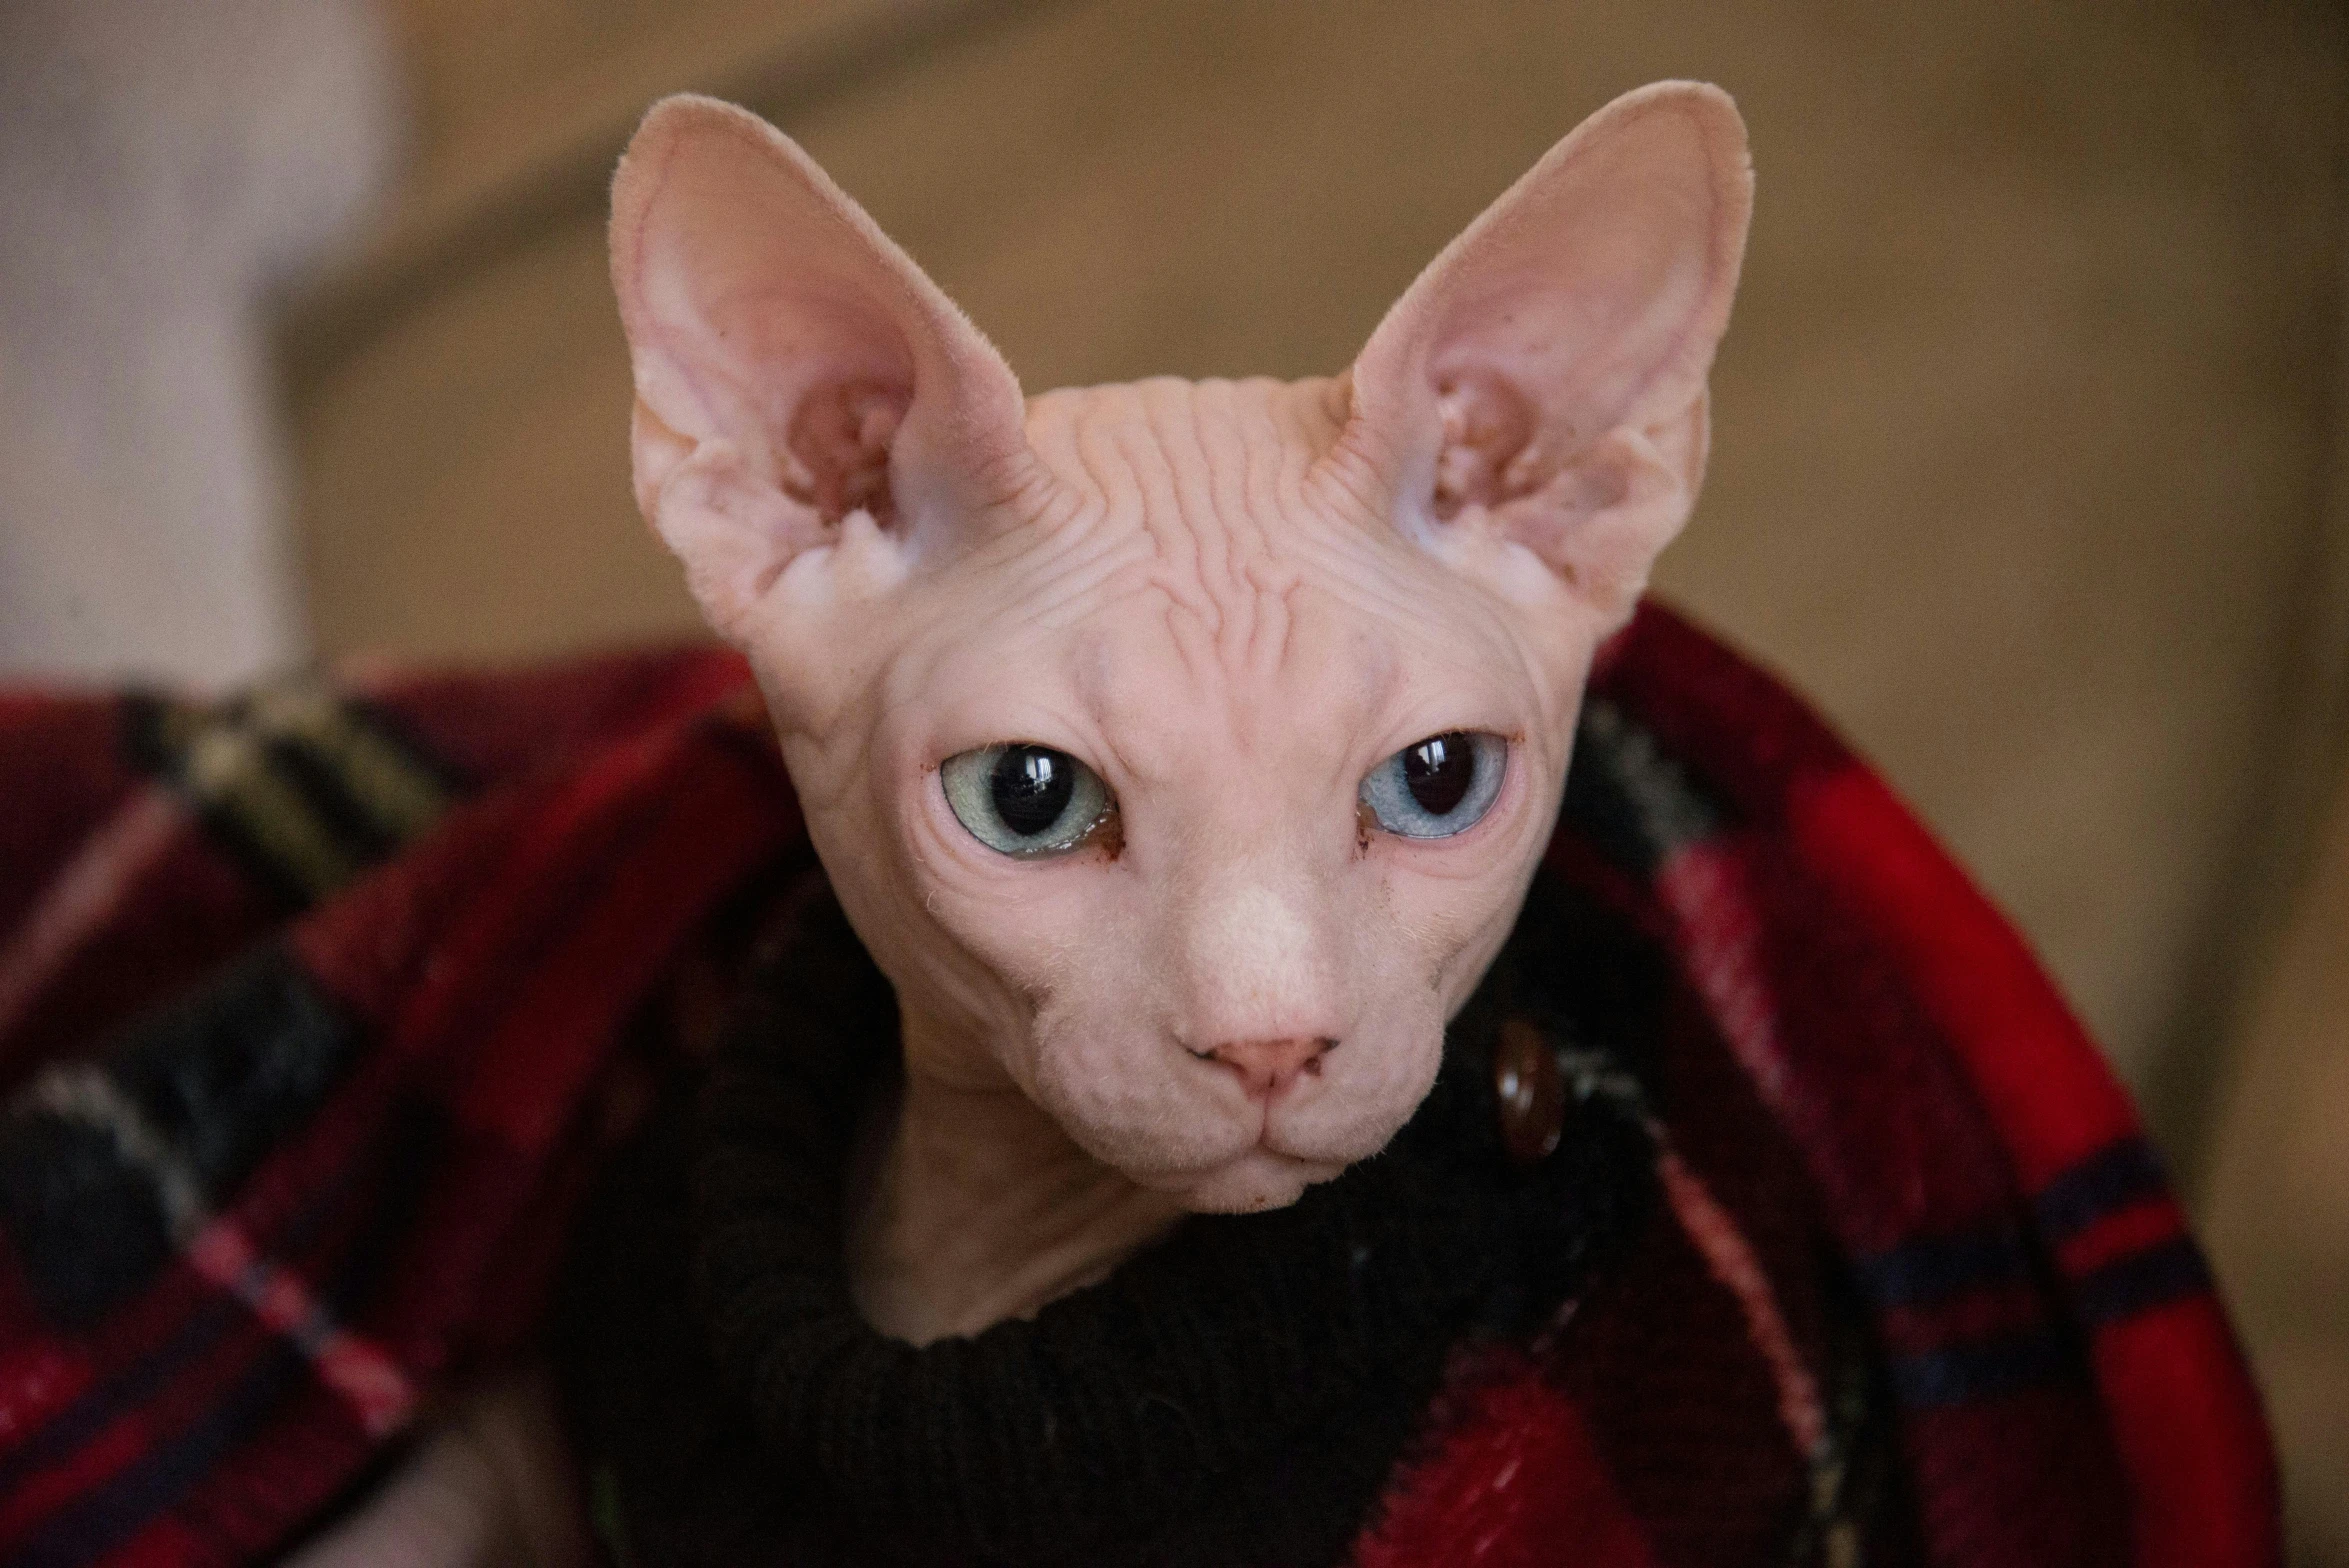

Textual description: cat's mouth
[1091,1096,1362,1213]
[1030,1017,1440,1214]
[1142,1099,1370,1211]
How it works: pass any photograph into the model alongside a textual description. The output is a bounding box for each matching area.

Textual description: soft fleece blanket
[0,604,2277,1566]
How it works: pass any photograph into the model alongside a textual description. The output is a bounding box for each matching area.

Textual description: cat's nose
[1202,1036,1335,1099]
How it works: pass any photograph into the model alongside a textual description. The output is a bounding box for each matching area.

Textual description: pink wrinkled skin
[306,82,1750,1563]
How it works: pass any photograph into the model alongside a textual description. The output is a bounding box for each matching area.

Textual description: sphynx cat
[295,79,1752,1565]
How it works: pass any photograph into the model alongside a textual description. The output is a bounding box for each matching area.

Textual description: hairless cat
[610,79,1748,1341]
[297,80,1752,1564]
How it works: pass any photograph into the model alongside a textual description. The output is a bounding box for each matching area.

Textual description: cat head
[610,83,1750,1211]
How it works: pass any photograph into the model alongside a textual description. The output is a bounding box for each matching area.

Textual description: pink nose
[1203,1036,1335,1098]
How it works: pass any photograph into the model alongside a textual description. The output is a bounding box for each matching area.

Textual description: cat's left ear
[1345,81,1752,620]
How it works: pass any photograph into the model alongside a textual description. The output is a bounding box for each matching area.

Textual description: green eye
[942,743,1116,857]
[1358,731,1507,839]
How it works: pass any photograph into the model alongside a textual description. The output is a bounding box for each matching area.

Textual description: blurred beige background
[3,0,2344,1557]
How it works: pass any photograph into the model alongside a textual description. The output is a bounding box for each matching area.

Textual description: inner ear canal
[783,379,910,529]
[1430,372,1546,521]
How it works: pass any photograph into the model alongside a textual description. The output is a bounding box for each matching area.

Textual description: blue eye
[1359,731,1507,839]
[942,743,1116,856]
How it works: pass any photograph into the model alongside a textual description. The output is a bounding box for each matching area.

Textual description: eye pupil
[1403,732,1476,815]
[990,745,1075,837]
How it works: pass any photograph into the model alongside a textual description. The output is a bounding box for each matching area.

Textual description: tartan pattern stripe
[0,605,2278,1566]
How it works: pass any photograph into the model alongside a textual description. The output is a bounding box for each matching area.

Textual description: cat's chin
[1159,1148,1349,1215]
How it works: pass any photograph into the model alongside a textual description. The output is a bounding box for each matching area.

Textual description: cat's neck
[846,1008,1185,1345]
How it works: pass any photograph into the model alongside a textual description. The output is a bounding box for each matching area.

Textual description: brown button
[1493,1017,1565,1168]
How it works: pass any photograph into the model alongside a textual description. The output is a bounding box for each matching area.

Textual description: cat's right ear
[609,96,1036,646]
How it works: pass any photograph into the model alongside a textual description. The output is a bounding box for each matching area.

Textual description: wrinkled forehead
[1026,376,1372,758]
[1020,376,1351,533]
[880,376,1546,784]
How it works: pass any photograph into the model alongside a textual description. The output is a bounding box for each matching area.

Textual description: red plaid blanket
[0,604,2277,1566]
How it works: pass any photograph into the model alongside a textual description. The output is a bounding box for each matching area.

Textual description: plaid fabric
[0,605,2277,1567]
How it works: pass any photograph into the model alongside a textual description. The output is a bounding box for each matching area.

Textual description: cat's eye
[1359,731,1508,840]
[941,743,1116,857]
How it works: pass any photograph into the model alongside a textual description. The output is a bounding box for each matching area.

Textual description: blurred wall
[2206,762,2349,1566]
[282,0,2349,1121]
[2201,192,2349,1567]
[0,0,398,686]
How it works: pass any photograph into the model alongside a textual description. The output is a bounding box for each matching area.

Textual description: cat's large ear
[609,95,1035,643]
[1346,81,1752,621]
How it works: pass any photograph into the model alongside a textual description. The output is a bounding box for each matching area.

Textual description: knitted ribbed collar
[607,874,1658,1567]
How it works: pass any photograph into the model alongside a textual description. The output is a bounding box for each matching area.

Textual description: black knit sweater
[557,872,1666,1568]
